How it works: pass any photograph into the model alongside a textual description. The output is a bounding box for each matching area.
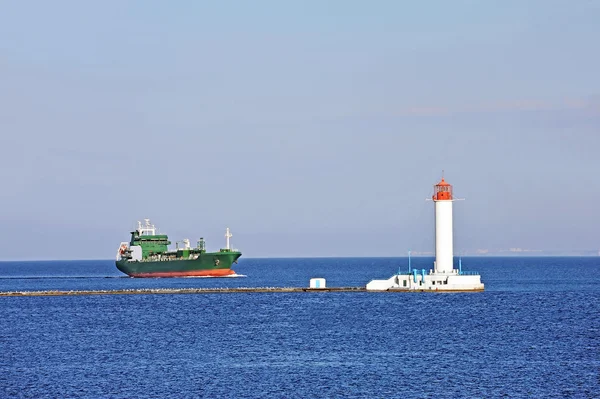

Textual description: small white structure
[366,176,484,292]
[310,278,326,289]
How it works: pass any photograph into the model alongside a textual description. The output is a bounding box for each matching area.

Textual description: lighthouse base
[366,269,484,292]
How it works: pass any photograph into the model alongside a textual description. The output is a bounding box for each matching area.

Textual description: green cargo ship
[115,219,242,277]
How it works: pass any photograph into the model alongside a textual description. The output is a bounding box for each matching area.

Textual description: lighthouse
[365,174,484,291]
[433,177,454,274]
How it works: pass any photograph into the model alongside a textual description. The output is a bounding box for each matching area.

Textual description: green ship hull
[115,219,242,278]
[116,251,242,277]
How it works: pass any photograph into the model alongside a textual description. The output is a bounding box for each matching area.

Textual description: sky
[0,1,599,260]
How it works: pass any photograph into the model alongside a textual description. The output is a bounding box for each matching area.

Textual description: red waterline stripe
[129,269,236,278]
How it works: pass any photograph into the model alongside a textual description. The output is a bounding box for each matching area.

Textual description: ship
[115,219,242,277]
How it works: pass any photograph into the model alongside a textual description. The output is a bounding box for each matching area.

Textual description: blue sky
[0,1,599,259]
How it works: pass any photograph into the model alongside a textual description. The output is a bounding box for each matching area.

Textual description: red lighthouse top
[433,177,453,201]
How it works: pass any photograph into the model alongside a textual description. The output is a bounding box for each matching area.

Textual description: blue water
[1,257,599,398]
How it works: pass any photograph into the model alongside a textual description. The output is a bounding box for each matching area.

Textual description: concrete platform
[366,271,484,292]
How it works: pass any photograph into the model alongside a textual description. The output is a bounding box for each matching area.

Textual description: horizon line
[0,254,598,262]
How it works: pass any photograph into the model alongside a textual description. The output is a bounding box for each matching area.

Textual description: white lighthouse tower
[433,177,454,274]
[366,174,484,291]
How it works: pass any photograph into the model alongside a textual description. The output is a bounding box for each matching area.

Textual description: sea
[0,256,598,398]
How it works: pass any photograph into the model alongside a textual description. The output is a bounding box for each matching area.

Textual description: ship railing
[458,271,480,276]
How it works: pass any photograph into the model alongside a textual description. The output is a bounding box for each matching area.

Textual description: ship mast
[225,227,232,250]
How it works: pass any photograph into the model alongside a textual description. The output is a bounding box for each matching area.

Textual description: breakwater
[0,286,485,297]
[0,286,367,297]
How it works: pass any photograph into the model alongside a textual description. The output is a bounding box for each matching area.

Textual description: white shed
[309,278,326,288]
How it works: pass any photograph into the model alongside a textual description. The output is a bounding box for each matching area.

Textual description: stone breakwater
[0,286,483,297]
[0,287,367,297]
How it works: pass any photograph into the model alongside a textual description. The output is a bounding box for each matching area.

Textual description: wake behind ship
[115,219,241,277]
